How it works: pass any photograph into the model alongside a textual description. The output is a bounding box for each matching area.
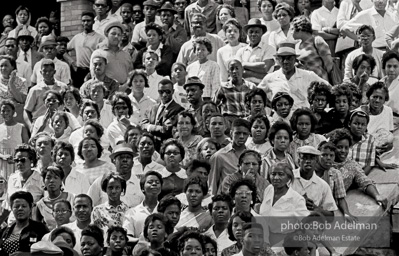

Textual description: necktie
[156,105,166,124]
[24,52,28,62]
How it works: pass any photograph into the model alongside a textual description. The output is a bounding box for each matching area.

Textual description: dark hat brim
[157,8,177,14]
[109,150,135,160]
[17,35,34,42]
[183,82,205,90]
[243,24,267,34]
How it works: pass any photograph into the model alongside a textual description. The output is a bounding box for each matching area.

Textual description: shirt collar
[222,79,250,89]
[294,168,318,184]
[105,201,128,210]
[160,99,174,108]
[161,168,188,179]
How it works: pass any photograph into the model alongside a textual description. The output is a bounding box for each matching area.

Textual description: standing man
[141,79,185,149]
[31,35,71,85]
[91,21,133,85]
[87,144,144,208]
[63,194,93,254]
[4,37,32,84]
[93,0,119,36]
[16,29,43,71]
[291,146,338,216]
[131,0,163,49]
[158,2,188,57]
[184,76,204,133]
[177,13,224,66]
[67,11,105,87]
[184,0,219,36]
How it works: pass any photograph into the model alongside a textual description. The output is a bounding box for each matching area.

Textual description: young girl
[325,83,353,133]
[51,111,70,143]
[106,226,130,256]
[196,137,221,162]
[187,37,220,100]
[216,5,235,40]
[288,108,326,167]
[8,6,38,39]
[171,63,189,109]
[346,110,398,174]
[245,88,269,119]
[34,17,52,50]
[127,69,156,124]
[262,121,295,179]
[0,100,29,178]
[245,115,272,156]
[62,88,81,122]
[307,81,332,135]
[217,18,247,83]
[257,0,280,38]
[268,92,294,126]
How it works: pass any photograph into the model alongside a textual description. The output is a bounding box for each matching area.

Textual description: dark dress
[0,219,49,256]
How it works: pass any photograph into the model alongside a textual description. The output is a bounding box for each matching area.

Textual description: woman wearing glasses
[35,165,75,230]
[92,172,129,240]
[0,144,44,225]
[158,139,187,199]
[229,178,260,215]
[106,92,135,149]
[176,111,203,168]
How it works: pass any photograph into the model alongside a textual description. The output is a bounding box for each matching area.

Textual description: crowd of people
[0,0,398,255]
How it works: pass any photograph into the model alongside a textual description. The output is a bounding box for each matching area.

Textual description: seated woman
[220,150,269,202]
[216,5,235,41]
[245,115,272,156]
[124,125,162,163]
[31,90,81,138]
[0,191,49,255]
[30,132,54,173]
[178,231,207,256]
[62,88,82,122]
[345,110,398,173]
[176,111,203,168]
[269,3,295,50]
[288,108,326,167]
[307,81,332,135]
[123,171,162,240]
[348,54,378,105]
[80,224,104,256]
[40,199,74,241]
[327,128,389,208]
[175,176,212,232]
[324,83,353,133]
[358,82,394,138]
[75,137,116,185]
[106,92,135,149]
[133,23,174,77]
[229,178,260,215]
[196,138,221,162]
[35,165,75,230]
[261,121,295,179]
[244,88,269,120]
[268,92,294,127]
[159,139,187,199]
[92,173,129,240]
[259,161,309,249]
[105,226,130,256]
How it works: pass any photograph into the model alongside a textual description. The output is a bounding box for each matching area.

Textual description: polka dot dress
[2,234,19,254]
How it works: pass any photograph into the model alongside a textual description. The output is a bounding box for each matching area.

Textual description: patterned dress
[0,75,28,124]
[92,201,129,240]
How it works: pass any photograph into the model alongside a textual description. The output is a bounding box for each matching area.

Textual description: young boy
[24,59,68,130]
[171,62,189,109]
[80,53,119,99]
[143,51,169,101]
[209,113,230,148]
[214,59,256,126]
[209,118,250,195]
[186,37,220,100]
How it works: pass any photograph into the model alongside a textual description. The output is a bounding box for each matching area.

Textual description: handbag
[313,36,343,86]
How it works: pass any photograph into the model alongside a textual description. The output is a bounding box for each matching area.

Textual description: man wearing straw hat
[258,40,329,111]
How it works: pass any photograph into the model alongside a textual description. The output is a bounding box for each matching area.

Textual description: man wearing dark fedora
[15,28,43,71]
[88,143,144,208]
[158,2,188,56]
[236,18,275,85]
[184,76,205,133]
[259,40,329,111]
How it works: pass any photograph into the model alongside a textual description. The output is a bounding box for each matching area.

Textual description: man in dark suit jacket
[141,78,184,149]
[16,28,43,71]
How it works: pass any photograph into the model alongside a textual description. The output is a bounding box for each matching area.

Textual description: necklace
[48,192,63,201]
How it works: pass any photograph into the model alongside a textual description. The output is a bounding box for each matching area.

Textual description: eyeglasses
[165,151,181,156]
[94,3,107,8]
[53,210,71,215]
[158,90,172,95]
[14,157,29,163]
[45,98,59,103]
[236,191,253,196]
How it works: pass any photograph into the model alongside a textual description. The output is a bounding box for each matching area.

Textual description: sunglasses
[14,157,29,163]
[94,3,107,8]
[0,180,5,184]
[158,90,172,95]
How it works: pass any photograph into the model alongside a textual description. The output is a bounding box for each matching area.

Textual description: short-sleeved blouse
[0,75,27,123]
